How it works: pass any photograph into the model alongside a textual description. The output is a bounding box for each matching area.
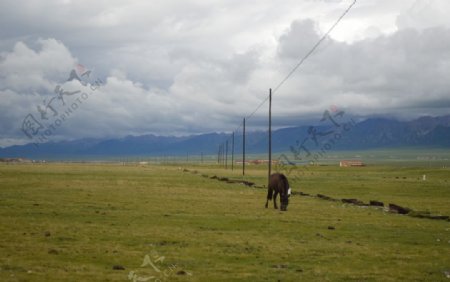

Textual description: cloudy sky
[1,0,450,147]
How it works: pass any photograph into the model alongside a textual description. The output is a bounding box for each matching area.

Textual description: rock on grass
[112,265,125,270]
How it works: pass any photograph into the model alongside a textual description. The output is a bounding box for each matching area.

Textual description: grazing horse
[265,173,291,211]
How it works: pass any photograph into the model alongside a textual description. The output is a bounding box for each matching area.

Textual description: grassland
[0,162,449,281]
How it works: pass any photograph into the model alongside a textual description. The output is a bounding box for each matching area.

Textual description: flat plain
[0,161,449,281]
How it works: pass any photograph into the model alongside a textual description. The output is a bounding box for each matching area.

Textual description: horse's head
[280,187,291,211]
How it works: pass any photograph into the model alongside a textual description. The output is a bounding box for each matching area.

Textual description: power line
[246,0,357,122]
[273,0,357,94]
[217,0,356,157]
[246,95,270,120]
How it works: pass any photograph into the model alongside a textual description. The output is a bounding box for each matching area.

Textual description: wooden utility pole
[243,118,246,176]
[231,132,235,171]
[225,140,228,169]
[268,88,272,186]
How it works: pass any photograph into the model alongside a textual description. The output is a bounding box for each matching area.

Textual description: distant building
[340,160,365,167]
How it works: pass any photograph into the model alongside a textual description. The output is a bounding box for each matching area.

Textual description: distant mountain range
[1,115,449,160]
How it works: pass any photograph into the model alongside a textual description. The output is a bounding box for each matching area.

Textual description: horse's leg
[273,190,278,209]
[265,186,273,208]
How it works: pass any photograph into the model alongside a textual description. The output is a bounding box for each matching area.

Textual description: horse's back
[269,173,288,190]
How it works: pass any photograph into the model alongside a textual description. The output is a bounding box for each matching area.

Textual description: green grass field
[0,162,449,281]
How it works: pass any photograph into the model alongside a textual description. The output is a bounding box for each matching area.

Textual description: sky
[1,0,450,147]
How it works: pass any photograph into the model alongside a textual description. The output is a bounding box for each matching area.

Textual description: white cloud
[0,38,75,93]
[272,20,450,116]
[396,0,450,31]
[0,0,449,147]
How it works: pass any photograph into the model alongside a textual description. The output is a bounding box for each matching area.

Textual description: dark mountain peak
[1,115,449,159]
[358,116,401,126]
[409,115,450,128]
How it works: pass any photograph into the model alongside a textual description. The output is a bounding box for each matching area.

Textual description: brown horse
[265,173,291,211]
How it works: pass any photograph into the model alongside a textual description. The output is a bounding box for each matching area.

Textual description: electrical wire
[218,0,357,151]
